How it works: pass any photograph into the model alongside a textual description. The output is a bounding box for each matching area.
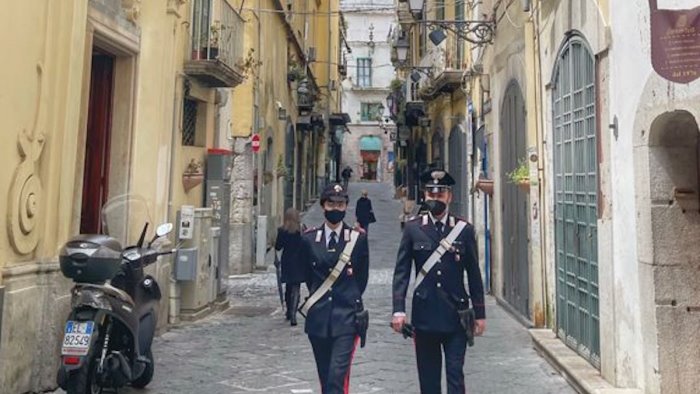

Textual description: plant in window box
[507,159,530,192]
[276,156,288,178]
[182,159,204,192]
[390,78,404,92]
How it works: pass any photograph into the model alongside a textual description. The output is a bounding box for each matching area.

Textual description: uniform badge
[315,230,323,243]
[344,229,350,241]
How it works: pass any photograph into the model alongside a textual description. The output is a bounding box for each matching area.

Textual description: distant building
[340,0,396,183]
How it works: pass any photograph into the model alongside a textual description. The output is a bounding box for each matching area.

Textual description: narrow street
[50,181,574,394]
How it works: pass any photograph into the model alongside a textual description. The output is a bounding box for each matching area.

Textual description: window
[356,58,372,87]
[360,103,383,122]
[455,0,464,68]
[436,0,445,21]
[182,98,198,146]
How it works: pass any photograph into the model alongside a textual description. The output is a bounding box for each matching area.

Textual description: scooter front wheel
[130,347,154,388]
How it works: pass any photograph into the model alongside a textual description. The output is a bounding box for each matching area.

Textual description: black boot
[290,284,300,326]
[284,286,292,320]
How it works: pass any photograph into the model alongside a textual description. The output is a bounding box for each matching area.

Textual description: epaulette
[451,215,471,225]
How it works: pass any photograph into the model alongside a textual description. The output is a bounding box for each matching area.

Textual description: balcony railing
[416,38,466,100]
[185,0,245,87]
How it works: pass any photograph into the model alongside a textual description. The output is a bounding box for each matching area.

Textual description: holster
[458,308,476,347]
[355,307,369,348]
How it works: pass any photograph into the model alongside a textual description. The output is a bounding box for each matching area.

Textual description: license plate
[61,321,94,356]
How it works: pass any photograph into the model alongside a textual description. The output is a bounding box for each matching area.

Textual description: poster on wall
[649,0,700,83]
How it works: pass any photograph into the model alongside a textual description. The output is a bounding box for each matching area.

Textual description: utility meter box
[177,207,216,316]
[174,248,198,281]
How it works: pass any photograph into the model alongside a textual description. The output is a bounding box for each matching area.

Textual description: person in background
[355,189,376,234]
[275,208,305,326]
[341,166,353,188]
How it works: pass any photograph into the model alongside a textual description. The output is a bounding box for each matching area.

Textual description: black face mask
[423,200,447,217]
[324,209,346,224]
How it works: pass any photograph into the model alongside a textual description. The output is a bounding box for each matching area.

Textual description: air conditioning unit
[307,47,317,63]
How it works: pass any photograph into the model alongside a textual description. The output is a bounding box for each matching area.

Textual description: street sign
[251,134,260,153]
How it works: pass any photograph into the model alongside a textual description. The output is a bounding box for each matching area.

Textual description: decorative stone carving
[8,119,45,255]
[121,0,141,23]
[8,62,46,255]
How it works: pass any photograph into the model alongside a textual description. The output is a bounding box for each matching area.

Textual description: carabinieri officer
[391,168,486,394]
[300,183,370,394]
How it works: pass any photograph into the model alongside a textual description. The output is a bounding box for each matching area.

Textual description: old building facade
[340,0,396,184]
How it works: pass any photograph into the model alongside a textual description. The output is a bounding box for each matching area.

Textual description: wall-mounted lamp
[395,38,410,63]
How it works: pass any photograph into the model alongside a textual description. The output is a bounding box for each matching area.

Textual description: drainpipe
[168,72,186,325]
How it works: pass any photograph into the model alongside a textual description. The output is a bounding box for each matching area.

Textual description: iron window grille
[182,98,198,146]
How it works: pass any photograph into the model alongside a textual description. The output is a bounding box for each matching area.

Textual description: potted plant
[287,60,306,82]
[390,78,404,92]
[507,159,530,192]
[276,156,288,178]
[204,22,221,59]
[182,159,204,192]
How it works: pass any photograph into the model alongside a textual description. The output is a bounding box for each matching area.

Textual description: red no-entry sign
[251,134,260,153]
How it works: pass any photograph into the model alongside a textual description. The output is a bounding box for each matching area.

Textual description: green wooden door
[552,37,600,367]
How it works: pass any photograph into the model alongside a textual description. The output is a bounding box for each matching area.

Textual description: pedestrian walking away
[391,167,486,394]
[275,208,306,326]
[355,189,376,234]
[299,183,370,394]
[341,166,353,189]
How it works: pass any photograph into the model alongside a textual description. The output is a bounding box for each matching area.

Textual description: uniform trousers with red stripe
[308,334,359,394]
[414,330,468,394]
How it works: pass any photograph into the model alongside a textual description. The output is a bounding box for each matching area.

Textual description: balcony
[417,36,467,100]
[184,0,245,88]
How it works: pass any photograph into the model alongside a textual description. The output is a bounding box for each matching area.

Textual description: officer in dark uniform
[301,183,370,394]
[391,168,486,394]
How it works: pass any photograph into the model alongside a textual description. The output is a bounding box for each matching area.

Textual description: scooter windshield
[101,194,154,247]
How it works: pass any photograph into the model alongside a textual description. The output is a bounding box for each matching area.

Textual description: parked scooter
[56,195,175,393]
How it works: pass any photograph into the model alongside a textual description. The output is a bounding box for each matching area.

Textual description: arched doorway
[359,135,382,180]
[448,126,467,217]
[552,36,599,366]
[645,111,700,392]
[500,80,529,319]
[284,122,294,210]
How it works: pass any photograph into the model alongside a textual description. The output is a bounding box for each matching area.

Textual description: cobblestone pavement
[52,181,574,394]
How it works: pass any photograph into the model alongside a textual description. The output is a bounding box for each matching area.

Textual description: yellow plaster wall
[0,0,90,271]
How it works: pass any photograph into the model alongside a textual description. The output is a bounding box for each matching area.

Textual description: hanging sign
[649,0,700,83]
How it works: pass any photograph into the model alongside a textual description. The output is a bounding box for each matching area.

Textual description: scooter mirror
[155,223,174,237]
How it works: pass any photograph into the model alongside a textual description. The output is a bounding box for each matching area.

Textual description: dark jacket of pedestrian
[355,191,376,229]
[275,211,306,284]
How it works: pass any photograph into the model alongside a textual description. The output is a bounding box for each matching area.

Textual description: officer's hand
[391,315,406,333]
[475,319,486,336]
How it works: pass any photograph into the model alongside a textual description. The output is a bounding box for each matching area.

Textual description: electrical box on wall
[175,248,198,281]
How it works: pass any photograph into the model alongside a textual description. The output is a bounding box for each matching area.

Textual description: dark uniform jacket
[302,223,370,338]
[392,214,485,333]
[275,228,306,284]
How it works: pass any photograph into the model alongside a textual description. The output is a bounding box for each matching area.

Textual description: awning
[360,136,382,151]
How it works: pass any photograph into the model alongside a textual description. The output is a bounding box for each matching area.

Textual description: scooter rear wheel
[65,354,101,394]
